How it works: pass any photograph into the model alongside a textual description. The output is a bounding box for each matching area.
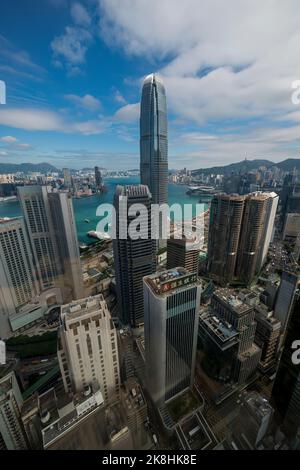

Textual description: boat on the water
[87,230,111,241]
[186,185,216,196]
[84,218,90,223]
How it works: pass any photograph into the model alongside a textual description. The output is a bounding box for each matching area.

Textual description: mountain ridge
[191,158,300,175]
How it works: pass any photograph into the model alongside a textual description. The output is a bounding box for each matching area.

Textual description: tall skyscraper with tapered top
[140,73,168,206]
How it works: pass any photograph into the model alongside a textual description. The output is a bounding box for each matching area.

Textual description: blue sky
[1,0,300,170]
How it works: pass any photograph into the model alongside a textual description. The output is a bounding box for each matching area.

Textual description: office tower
[0,367,27,449]
[256,192,278,268]
[274,271,300,333]
[167,231,200,273]
[236,192,278,285]
[18,186,60,291]
[231,392,274,449]
[199,289,261,389]
[283,213,300,241]
[113,185,156,328]
[18,186,83,302]
[272,291,300,438]
[140,73,168,206]
[143,268,201,406]
[254,306,281,372]
[207,194,245,285]
[48,191,84,300]
[0,217,39,337]
[207,192,278,286]
[280,173,300,228]
[63,168,72,189]
[95,166,102,189]
[213,290,261,384]
[58,294,120,404]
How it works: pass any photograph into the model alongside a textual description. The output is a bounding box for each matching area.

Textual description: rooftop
[243,391,274,419]
[144,267,199,295]
[39,383,104,448]
[61,294,108,321]
[213,288,253,316]
[199,310,239,348]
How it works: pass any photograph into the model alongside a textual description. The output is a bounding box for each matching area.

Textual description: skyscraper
[140,73,168,206]
[18,186,60,291]
[58,294,120,404]
[207,194,245,285]
[63,168,72,189]
[207,192,278,286]
[143,268,201,406]
[48,191,84,301]
[0,367,27,450]
[94,166,102,189]
[113,185,156,328]
[167,231,201,274]
[0,217,39,337]
[272,291,300,438]
[198,289,261,394]
[274,271,300,334]
[236,193,274,284]
[17,186,84,302]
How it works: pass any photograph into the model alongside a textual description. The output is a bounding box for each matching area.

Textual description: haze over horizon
[1,0,300,170]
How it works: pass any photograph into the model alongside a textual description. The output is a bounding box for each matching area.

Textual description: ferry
[87,230,111,241]
[186,185,215,196]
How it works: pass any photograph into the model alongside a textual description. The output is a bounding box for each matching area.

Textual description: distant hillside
[276,158,300,172]
[192,158,300,175]
[0,162,59,174]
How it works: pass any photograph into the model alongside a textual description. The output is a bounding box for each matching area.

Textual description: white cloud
[113,102,140,123]
[0,136,18,143]
[51,26,92,66]
[0,108,109,135]
[65,93,101,111]
[114,90,127,104]
[0,35,47,78]
[71,2,91,26]
[98,0,300,161]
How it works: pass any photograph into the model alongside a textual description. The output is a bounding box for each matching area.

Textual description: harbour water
[0,177,209,244]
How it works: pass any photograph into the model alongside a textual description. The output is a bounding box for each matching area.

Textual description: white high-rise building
[0,368,27,449]
[257,192,279,270]
[58,295,120,404]
[0,217,39,337]
[18,186,84,302]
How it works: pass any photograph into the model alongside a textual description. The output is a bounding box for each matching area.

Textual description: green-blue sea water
[0,177,209,244]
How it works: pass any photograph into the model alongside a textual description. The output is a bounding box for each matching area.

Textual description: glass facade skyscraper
[140,73,168,206]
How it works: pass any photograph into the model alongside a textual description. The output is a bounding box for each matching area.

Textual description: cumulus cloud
[64,93,101,111]
[71,2,91,26]
[51,26,92,69]
[0,135,18,143]
[113,102,140,123]
[97,0,300,164]
[114,90,127,104]
[0,108,109,135]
